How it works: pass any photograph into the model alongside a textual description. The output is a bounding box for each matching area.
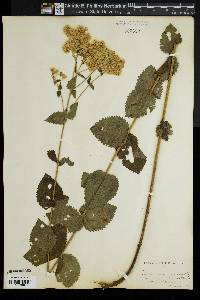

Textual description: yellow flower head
[62,25,125,76]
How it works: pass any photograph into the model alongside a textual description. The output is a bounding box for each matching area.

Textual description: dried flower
[50,67,67,84]
[62,25,125,76]
[62,25,91,58]
[50,67,59,75]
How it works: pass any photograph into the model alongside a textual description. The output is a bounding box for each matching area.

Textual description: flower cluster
[62,25,125,76]
[50,67,67,84]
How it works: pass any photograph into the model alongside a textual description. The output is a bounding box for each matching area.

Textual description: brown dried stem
[47,60,103,272]
[99,56,175,288]
[48,117,138,274]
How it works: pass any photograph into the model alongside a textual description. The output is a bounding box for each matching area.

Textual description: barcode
[7,276,36,288]
[55,3,64,15]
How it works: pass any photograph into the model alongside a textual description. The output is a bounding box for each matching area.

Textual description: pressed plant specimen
[23,25,125,288]
[97,23,182,288]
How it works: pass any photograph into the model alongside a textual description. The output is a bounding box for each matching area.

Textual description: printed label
[7,275,36,289]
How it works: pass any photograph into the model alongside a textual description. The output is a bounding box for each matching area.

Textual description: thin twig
[75,73,102,103]
[75,71,95,89]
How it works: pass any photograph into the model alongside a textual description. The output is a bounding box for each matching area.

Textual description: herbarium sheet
[3,16,193,289]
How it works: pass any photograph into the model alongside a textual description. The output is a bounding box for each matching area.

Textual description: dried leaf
[24,224,67,266]
[87,76,94,90]
[45,111,66,125]
[30,219,56,252]
[89,83,94,90]
[98,68,103,76]
[125,65,163,118]
[160,24,182,54]
[71,89,76,98]
[157,56,179,82]
[47,150,57,163]
[58,83,62,90]
[81,172,90,188]
[36,173,68,209]
[67,103,78,120]
[24,246,48,266]
[77,72,86,79]
[47,150,74,167]
[91,116,129,148]
[156,120,173,141]
[64,157,74,166]
[46,199,83,233]
[56,254,80,287]
[81,170,119,208]
[67,76,77,90]
[59,157,74,167]
[57,90,61,97]
[45,103,78,124]
[117,133,147,174]
[50,224,67,259]
[83,204,117,231]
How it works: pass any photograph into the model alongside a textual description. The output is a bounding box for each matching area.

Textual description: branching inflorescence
[24,25,124,288]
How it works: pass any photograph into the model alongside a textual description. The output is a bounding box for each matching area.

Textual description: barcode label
[7,275,36,289]
[55,3,64,15]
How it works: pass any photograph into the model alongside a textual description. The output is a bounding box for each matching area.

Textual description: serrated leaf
[45,111,66,125]
[59,157,74,167]
[45,103,78,124]
[46,199,83,233]
[67,103,78,120]
[81,172,90,188]
[24,246,48,266]
[67,76,77,90]
[90,116,129,148]
[160,23,182,54]
[47,151,74,167]
[36,173,68,209]
[83,203,117,232]
[56,254,80,287]
[29,219,56,252]
[125,65,163,118]
[24,224,67,266]
[47,150,57,163]
[156,120,173,141]
[117,133,146,174]
[81,170,119,208]
[50,224,67,258]
[157,56,179,82]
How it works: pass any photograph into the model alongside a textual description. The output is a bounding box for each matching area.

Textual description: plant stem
[75,71,95,89]
[105,118,137,174]
[47,68,103,272]
[99,56,175,288]
[48,117,138,274]
[48,56,172,274]
[47,57,78,272]
[48,232,75,273]
[75,73,102,103]
[79,67,89,73]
